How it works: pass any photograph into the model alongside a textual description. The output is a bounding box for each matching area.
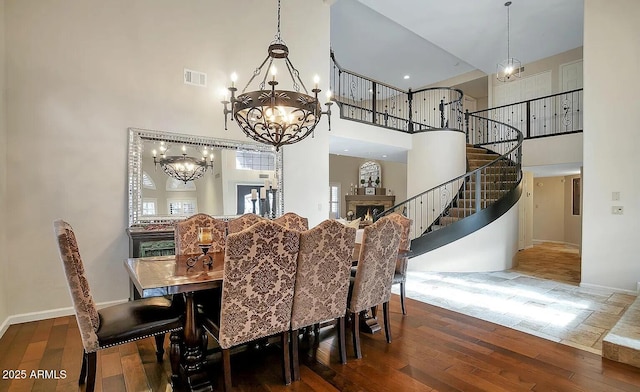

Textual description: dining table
[125,252,225,392]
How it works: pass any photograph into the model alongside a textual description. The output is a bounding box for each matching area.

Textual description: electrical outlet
[612,206,623,215]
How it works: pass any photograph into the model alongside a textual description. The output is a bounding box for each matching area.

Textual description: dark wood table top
[124,252,225,298]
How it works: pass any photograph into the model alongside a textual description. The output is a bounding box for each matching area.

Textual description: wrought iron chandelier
[496,1,521,82]
[222,0,332,151]
[152,144,214,184]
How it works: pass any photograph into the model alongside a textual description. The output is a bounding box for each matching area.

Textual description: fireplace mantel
[345,195,395,220]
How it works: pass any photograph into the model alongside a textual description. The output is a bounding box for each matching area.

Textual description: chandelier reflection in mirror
[496,1,521,82]
[221,0,332,151]
[152,143,214,184]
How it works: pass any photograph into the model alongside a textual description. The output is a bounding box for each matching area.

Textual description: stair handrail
[375,113,523,246]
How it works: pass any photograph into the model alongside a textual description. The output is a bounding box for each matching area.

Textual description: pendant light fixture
[496,1,521,82]
[221,0,333,151]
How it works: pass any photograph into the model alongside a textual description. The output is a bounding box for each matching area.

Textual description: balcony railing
[330,51,464,133]
[469,89,583,139]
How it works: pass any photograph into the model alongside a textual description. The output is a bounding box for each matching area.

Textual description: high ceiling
[328,0,584,168]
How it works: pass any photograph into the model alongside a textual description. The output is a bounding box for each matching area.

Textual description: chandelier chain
[276,0,282,42]
[507,2,511,59]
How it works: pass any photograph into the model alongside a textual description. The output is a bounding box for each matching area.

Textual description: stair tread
[603,297,640,368]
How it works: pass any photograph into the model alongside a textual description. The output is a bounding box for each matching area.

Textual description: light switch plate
[612,191,620,201]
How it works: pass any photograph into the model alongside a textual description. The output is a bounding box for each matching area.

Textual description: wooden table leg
[359,309,381,334]
[182,292,213,392]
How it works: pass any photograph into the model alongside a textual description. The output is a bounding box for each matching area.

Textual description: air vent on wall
[258,174,270,179]
[184,68,207,87]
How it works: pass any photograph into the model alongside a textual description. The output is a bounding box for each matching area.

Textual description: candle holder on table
[186,227,214,268]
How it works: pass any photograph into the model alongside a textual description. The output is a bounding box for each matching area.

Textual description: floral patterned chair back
[175,213,227,255]
[349,215,402,313]
[290,220,355,375]
[385,212,412,315]
[54,220,101,353]
[218,220,300,349]
[386,213,411,253]
[227,213,266,234]
[291,220,355,329]
[273,212,309,232]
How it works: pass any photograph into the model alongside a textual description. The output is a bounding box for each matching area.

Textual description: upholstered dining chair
[175,213,227,255]
[348,215,402,359]
[290,220,356,380]
[273,212,309,231]
[385,212,412,315]
[226,213,266,234]
[199,220,300,391]
[53,220,183,392]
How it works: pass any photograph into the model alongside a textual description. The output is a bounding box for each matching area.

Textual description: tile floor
[398,262,637,355]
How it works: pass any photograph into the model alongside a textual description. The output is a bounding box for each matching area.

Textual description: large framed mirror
[128,128,283,226]
[359,161,381,188]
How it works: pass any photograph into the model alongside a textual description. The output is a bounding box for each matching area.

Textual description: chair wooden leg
[400,282,407,315]
[79,350,88,384]
[86,351,97,392]
[351,312,362,359]
[291,329,300,381]
[282,331,292,385]
[154,334,165,362]
[337,316,347,364]
[222,348,232,392]
[383,301,391,343]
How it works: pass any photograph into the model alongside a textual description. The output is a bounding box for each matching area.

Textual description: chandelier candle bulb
[230,72,237,88]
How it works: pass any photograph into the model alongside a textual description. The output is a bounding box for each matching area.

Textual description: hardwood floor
[513,242,581,285]
[2,294,640,391]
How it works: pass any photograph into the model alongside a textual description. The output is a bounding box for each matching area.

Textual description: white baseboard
[0,317,9,340]
[0,299,128,340]
[579,282,638,296]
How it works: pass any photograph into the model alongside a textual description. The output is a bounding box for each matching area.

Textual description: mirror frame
[128,127,284,226]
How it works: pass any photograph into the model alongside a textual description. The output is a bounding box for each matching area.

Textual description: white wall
[522,133,583,168]
[582,0,640,293]
[409,203,519,272]
[0,0,9,333]
[3,0,330,316]
[407,131,465,197]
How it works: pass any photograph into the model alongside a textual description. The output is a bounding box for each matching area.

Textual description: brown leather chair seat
[96,297,183,349]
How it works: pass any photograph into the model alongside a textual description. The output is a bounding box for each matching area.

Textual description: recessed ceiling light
[382,155,387,158]
[403,75,410,80]
[343,149,349,152]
